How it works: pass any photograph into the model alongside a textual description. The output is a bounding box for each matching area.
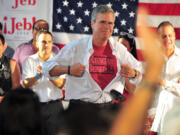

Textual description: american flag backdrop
[52,0,180,60]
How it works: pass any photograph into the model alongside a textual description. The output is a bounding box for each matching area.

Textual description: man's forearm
[49,65,68,76]
[49,63,86,77]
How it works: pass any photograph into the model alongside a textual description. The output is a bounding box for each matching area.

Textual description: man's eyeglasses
[34,26,48,32]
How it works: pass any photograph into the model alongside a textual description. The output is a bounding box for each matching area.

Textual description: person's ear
[91,21,95,30]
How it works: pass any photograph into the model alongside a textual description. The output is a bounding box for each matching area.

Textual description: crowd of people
[0,4,180,135]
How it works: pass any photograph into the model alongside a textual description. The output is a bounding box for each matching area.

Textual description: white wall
[0,0,53,49]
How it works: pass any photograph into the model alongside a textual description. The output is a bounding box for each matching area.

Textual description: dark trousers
[40,100,63,135]
[69,99,121,112]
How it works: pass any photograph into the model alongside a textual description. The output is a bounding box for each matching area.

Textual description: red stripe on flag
[139,3,180,15]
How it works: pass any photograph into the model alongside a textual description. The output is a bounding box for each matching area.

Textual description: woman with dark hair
[118,32,137,59]
[0,34,20,102]
[118,32,138,100]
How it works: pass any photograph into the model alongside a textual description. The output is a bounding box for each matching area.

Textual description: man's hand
[70,63,86,76]
[23,65,42,88]
[37,65,42,77]
[120,64,137,78]
[37,65,42,73]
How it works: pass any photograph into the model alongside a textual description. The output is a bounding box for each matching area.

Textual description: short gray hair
[91,5,115,22]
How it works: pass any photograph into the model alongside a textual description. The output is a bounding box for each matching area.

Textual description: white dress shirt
[160,103,180,135]
[151,47,180,133]
[22,53,64,103]
[42,36,142,103]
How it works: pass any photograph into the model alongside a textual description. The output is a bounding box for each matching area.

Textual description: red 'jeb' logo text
[12,0,36,9]
[3,16,36,34]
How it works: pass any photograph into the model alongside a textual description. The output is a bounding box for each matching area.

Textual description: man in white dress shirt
[22,31,65,135]
[42,5,142,108]
[151,21,180,134]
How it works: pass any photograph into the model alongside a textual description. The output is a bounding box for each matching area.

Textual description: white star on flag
[57,8,62,14]
[92,2,98,8]
[84,26,89,32]
[56,23,62,29]
[121,19,126,26]
[122,3,128,9]
[63,0,69,7]
[69,24,75,31]
[77,1,83,7]
[63,16,68,22]
[129,11,135,17]
[84,9,90,16]
[77,17,82,24]
[128,27,134,34]
[70,9,75,15]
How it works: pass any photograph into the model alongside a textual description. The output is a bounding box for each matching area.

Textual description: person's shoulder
[109,37,127,50]
[60,36,91,52]
[3,55,11,61]
[24,53,37,62]
[67,36,91,46]
[175,47,180,55]
[6,46,14,51]
[4,46,15,58]
[79,36,91,42]
[28,53,37,59]
[15,40,32,49]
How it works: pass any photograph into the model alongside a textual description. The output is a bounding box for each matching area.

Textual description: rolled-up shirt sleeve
[42,43,73,80]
